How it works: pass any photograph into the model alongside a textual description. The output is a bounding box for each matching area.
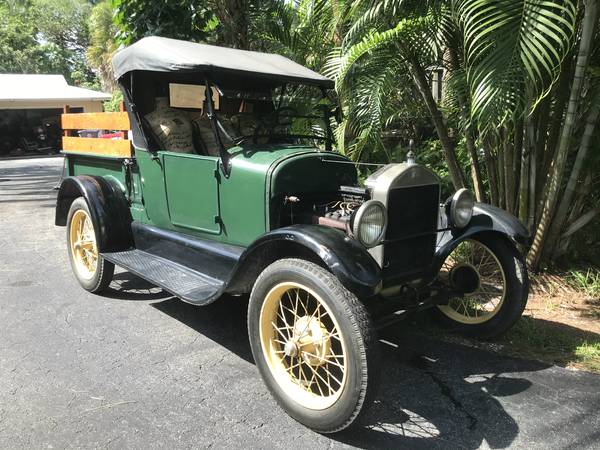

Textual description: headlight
[352,200,387,248]
[448,188,474,228]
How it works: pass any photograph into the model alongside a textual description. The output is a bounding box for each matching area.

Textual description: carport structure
[0,74,110,156]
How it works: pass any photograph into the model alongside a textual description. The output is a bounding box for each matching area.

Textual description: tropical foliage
[110,0,288,50]
[0,0,95,84]
[110,0,217,46]
[322,0,599,270]
[87,1,119,91]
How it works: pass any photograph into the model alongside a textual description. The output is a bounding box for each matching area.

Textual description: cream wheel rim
[69,209,98,280]
[259,282,348,410]
[437,239,506,324]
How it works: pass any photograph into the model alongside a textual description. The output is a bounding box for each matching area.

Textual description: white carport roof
[0,74,111,102]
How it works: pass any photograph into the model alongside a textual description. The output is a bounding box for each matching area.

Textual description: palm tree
[87,1,118,91]
[527,0,598,267]
[326,5,466,189]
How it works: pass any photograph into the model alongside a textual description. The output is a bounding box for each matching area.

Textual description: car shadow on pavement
[333,334,545,449]
[107,273,547,449]
[152,293,255,365]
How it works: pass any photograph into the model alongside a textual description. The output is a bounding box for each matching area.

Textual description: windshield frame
[208,79,336,162]
[120,70,337,177]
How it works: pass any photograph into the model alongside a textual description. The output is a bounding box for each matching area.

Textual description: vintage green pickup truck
[55,36,529,432]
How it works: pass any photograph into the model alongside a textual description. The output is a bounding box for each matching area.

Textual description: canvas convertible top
[112,36,334,88]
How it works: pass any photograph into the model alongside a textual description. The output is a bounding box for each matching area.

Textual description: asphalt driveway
[1,157,599,449]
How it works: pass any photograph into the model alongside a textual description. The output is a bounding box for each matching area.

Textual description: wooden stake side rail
[61,111,133,158]
[62,136,132,158]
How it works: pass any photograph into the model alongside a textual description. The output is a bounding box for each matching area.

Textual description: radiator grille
[383,184,439,281]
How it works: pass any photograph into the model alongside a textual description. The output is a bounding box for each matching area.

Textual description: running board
[102,249,223,305]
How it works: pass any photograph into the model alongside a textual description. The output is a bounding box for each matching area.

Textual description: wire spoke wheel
[69,209,98,280]
[259,282,348,410]
[66,198,114,293]
[437,239,506,324]
[249,259,380,432]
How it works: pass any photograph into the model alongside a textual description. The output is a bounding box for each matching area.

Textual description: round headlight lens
[352,200,387,248]
[449,188,474,228]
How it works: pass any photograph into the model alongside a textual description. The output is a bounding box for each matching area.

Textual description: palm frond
[326,14,438,88]
[458,0,578,125]
[343,0,441,47]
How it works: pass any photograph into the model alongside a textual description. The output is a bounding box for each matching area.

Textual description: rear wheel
[434,234,528,339]
[66,197,114,293]
[248,258,380,433]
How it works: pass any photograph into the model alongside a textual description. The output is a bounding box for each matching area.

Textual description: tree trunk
[215,0,249,49]
[533,96,551,206]
[525,115,537,228]
[497,134,506,209]
[547,91,600,259]
[526,0,598,269]
[482,137,499,206]
[567,171,593,228]
[518,122,530,226]
[541,56,573,186]
[513,119,524,213]
[504,127,515,214]
[467,133,486,202]
[555,173,594,257]
[407,55,466,190]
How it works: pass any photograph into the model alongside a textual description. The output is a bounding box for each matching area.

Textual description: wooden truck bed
[61,109,133,182]
[61,110,132,159]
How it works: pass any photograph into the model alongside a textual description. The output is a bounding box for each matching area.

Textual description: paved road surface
[1,157,599,449]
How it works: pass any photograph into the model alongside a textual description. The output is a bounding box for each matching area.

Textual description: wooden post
[119,101,128,139]
[57,105,71,189]
[63,105,72,137]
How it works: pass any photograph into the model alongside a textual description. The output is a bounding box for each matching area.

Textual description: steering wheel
[230,106,301,145]
[227,114,257,145]
[252,122,272,144]
[253,106,300,144]
[273,106,298,127]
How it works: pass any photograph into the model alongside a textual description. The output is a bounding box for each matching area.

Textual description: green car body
[57,141,383,299]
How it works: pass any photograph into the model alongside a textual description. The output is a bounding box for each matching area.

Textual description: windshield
[212,83,336,150]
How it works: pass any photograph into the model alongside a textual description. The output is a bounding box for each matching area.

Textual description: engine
[312,186,368,231]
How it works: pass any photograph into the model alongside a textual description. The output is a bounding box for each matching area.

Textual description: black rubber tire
[432,233,529,339]
[66,197,114,293]
[248,258,380,433]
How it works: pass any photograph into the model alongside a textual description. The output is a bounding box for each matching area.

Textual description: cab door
[161,152,221,234]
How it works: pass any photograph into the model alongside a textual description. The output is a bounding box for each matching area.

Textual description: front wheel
[433,234,529,339]
[248,259,380,433]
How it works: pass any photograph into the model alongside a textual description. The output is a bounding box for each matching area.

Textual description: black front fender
[432,202,529,275]
[55,175,133,252]
[226,225,382,299]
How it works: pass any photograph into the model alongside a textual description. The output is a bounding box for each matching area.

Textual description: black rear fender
[226,225,382,299]
[55,175,133,252]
